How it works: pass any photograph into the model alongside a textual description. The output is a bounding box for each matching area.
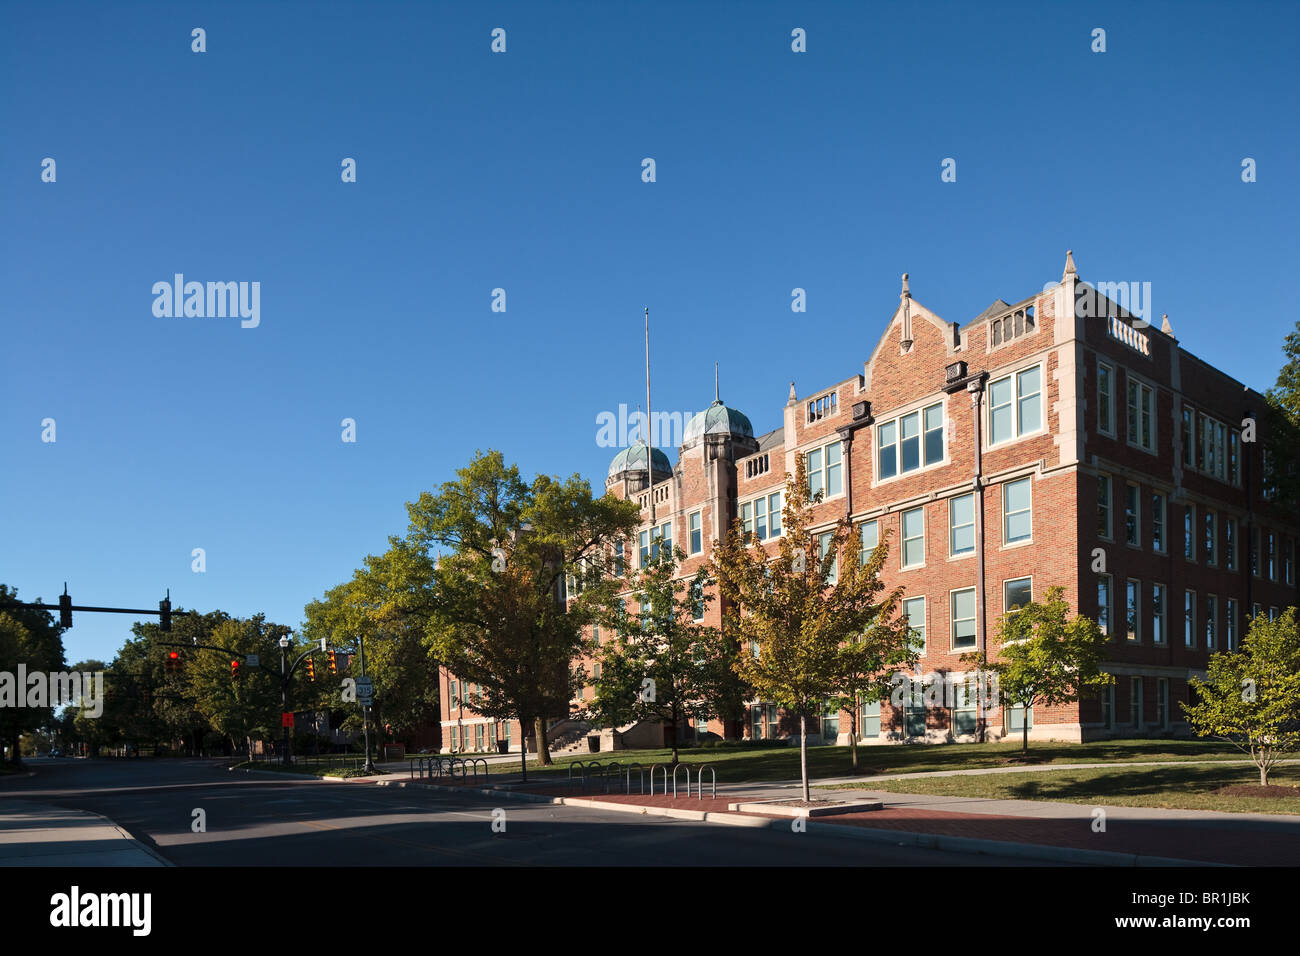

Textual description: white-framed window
[950,587,977,651]
[1226,516,1238,570]
[1130,676,1143,729]
[1183,504,1195,562]
[1206,594,1218,650]
[858,519,879,565]
[1097,574,1112,637]
[1184,590,1196,647]
[1181,405,1195,468]
[1004,576,1032,614]
[1203,510,1217,566]
[1003,477,1032,545]
[1097,361,1114,436]
[988,365,1043,446]
[1100,683,1115,730]
[1226,599,1238,650]
[1151,492,1166,553]
[1126,375,1155,452]
[859,699,881,738]
[1007,703,1033,733]
[688,510,702,555]
[807,440,843,500]
[949,493,975,557]
[1266,530,1277,580]
[1125,483,1140,547]
[1228,429,1241,485]
[876,402,944,480]
[901,507,926,569]
[740,492,783,541]
[1198,413,1228,482]
[1097,474,1112,540]
[902,595,927,656]
[1152,583,1166,645]
[807,391,838,423]
[639,521,673,566]
[689,579,706,621]
[1126,579,1140,642]
[817,531,838,585]
[1156,678,1169,730]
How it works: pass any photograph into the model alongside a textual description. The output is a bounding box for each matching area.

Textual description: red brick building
[441,251,1298,753]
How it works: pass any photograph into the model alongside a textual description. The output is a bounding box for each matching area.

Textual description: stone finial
[901,273,911,299]
[1161,313,1173,335]
[1062,249,1077,279]
[787,381,797,404]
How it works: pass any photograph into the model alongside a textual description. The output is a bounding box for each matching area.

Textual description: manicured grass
[230,760,387,779]
[825,763,1300,814]
[439,739,1247,785]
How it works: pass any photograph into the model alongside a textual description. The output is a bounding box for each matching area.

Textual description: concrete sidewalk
[0,800,170,867]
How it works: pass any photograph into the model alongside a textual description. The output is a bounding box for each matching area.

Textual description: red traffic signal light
[230,660,240,678]
[328,650,337,674]
[166,650,180,673]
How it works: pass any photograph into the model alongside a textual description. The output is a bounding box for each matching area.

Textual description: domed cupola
[682,368,754,451]
[607,440,673,482]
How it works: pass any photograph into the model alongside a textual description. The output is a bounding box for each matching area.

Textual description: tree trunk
[518,715,529,782]
[670,709,679,765]
[849,705,859,771]
[533,716,551,766]
[800,713,810,803]
[1022,709,1029,754]
[1260,761,1268,786]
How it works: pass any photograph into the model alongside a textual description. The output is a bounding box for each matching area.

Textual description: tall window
[1004,577,1032,613]
[989,366,1042,445]
[1152,583,1166,645]
[1286,537,1295,585]
[1130,677,1143,729]
[639,521,672,565]
[1097,474,1112,539]
[1097,362,1114,435]
[950,588,977,650]
[902,507,925,569]
[690,580,705,621]
[1003,477,1033,545]
[1126,579,1140,642]
[817,532,838,584]
[1184,590,1196,647]
[1205,595,1218,650]
[1156,679,1169,730]
[859,519,879,565]
[1181,406,1195,467]
[1226,517,1237,570]
[950,493,976,556]
[1226,599,1238,650]
[860,699,881,738]
[741,492,782,541]
[1203,510,1217,566]
[688,511,702,554]
[1184,505,1195,562]
[1097,574,1112,637]
[1125,484,1140,547]
[902,596,927,656]
[1152,492,1166,553]
[1100,684,1114,730]
[807,441,843,499]
[1198,414,1228,481]
[1127,377,1155,451]
[877,403,943,479]
[1266,530,1277,580]
[1228,430,1241,485]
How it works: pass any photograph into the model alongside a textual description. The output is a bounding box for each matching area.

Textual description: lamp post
[279,635,292,767]
[357,631,375,774]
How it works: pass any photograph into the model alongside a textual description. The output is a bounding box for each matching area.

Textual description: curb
[381,778,1232,866]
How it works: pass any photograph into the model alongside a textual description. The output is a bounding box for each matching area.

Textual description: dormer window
[990,306,1035,347]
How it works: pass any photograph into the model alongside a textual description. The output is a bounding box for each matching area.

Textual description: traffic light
[230,659,240,678]
[160,596,172,633]
[166,650,180,673]
[306,657,315,682]
[59,590,72,629]
[328,650,337,674]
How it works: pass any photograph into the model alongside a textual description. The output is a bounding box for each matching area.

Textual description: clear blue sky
[3,0,1296,666]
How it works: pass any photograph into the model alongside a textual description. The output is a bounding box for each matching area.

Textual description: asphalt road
[2,758,1058,866]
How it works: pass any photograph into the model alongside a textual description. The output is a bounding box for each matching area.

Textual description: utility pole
[357,632,374,773]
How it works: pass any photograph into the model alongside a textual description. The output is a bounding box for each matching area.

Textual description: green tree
[1264,320,1300,511]
[710,458,911,802]
[587,547,723,765]
[412,450,640,766]
[0,585,68,767]
[1183,609,1300,786]
[188,616,295,756]
[962,586,1114,754]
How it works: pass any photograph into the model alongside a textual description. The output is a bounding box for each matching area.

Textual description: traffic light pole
[357,632,374,774]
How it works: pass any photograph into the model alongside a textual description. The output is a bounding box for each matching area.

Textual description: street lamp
[279,635,292,767]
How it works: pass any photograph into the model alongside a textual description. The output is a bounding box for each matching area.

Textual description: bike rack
[587,761,604,793]
[604,761,621,794]
[624,762,645,795]
[566,760,586,788]
[672,763,691,799]
[697,764,717,800]
[649,763,667,796]
[468,757,487,781]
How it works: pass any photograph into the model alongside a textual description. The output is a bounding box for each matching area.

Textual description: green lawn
[824,763,1300,814]
[414,739,1247,785]
[230,760,386,779]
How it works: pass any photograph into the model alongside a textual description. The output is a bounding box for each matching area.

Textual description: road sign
[245,654,259,668]
[355,676,373,705]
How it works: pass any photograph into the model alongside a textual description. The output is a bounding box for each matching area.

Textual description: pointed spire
[900,273,910,300]
[1161,313,1173,335]
[787,381,797,405]
[1063,249,1077,280]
